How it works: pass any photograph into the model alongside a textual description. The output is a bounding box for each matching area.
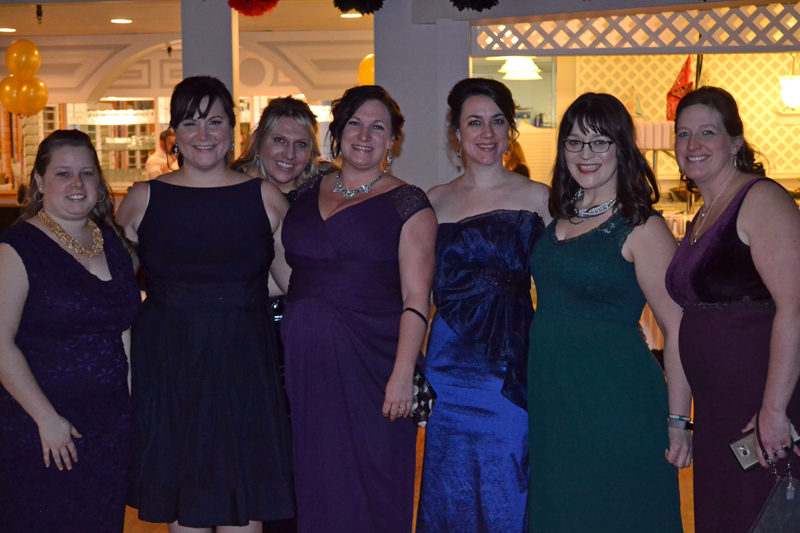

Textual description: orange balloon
[357,54,374,86]
[17,77,48,116]
[0,75,24,114]
[6,39,41,80]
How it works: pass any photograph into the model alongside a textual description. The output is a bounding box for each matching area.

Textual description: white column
[374,0,469,191]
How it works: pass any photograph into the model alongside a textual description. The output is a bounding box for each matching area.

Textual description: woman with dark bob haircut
[0,129,140,532]
[417,77,550,533]
[280,84,436,532]
[527,93,690,531]
[118,76,294,532]
[666,86,800,532]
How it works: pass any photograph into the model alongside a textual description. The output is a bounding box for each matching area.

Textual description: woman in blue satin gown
[417,78,550,533]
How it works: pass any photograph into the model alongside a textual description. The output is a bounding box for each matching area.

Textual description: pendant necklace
[38,209,104,257]
[333,170,387,200]
[690,175,736,245]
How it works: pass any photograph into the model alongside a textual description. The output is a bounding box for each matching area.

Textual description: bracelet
[403,307,429,328]
[668,413,691,422]
[667,416,693,431]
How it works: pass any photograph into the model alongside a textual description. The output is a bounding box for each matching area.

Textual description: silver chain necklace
[571,187,618,218]
[333,170,387,200]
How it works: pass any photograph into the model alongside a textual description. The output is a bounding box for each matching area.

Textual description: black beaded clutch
[411,369,437,428]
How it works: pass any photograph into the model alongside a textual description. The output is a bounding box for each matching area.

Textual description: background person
[145,129,177,179]
[416,78,550,533]
[666,86,800,533]
[503,138,529,177]
[280,85,436,533]
[118,76,294,533]
[0,129,140,532]
[528,93,690,532]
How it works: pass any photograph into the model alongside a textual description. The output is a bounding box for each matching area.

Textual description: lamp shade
[498,57,542,81]
[780,75,800,109]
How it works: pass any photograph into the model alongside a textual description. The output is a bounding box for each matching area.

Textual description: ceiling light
[340,11,362,19]
[780,53,800,109]
[0,28,17,33]
[110,18,133,24]
[499,57,542,80]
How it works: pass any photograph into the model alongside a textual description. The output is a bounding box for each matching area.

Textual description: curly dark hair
[447,77,519,144]
[550,93,658,227]
[328,85,404,159]
[675,86,765,190]
[20,129,134,256]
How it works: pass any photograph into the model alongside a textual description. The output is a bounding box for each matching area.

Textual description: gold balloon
[5,39,41,80]
[0,75,24,114]
[17,77,48,116]
[357,54,375,86]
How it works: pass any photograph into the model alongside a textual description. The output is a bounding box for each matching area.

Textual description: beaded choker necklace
[38,209,104,257]
[333,170,387,200]
[571,188,618,219]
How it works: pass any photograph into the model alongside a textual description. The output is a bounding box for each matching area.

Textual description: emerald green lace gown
[527,211,682,532]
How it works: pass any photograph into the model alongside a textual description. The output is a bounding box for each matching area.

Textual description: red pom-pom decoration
[229,0,280,16]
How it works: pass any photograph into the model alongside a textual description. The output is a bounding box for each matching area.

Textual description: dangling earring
[33,189,43,202]
[733,154,742,170]
[457,144,463,158]
[255,154,266,178]
[96,188,107,203]
[336,149,342,160]
[230,139,235,151]
[171,144,179,156]
[386,148,393,168]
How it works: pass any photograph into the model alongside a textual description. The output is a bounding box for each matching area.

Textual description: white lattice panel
[574,53,800,181]
[474,3,800,55]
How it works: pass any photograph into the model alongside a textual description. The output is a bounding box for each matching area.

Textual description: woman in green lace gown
[528,93,692,532]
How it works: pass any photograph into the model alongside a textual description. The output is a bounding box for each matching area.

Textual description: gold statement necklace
[38,209,104,257]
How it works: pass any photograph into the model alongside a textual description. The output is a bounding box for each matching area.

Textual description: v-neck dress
[281,175,431,533]
[666,177,800,532]
[0,221,140,533]
[527,210,682,532]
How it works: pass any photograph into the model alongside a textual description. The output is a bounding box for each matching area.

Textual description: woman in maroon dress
[665,86,800,532]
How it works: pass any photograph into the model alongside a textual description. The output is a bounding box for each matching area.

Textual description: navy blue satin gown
[417,210,544,533]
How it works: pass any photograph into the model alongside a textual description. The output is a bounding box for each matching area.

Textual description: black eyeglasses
[562,139,615,153]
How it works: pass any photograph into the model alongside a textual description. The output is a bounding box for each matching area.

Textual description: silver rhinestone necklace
[571,187,618,218]
[333,170,387,200]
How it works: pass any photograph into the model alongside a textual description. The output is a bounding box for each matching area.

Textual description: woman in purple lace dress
[281,85,437,532]
[0,130,140,533]
[666,86,800,532]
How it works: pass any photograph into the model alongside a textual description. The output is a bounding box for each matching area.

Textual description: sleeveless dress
[127,179,294,527]
[666,177,800,533]
[0,221,140,533]
[281,176,431,533]
[417,210,544,532]
[528,211,682,532]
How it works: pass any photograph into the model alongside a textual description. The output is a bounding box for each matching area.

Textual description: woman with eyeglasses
[526,93,690,532]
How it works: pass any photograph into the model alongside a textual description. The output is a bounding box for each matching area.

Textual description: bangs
[176,93,217,122]
[574,112,614,140]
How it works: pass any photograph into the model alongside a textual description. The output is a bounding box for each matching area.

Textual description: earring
[96,188,107,203]
[254,155,266,178]
[336,149,342,159]
[33,189,43,202]
[171,144,179,156]
[230,139,235,151]
[733,155,742,170]
[386,148,393,168]
[456,144,463,158]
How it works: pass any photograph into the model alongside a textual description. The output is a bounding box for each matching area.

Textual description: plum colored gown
[281,175,431,533]
[417,209,544,532]
[666,177,800,533]
[0,221,140,533]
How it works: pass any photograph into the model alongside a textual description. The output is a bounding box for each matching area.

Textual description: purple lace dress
[666,177,800,533]
[281,176,431,533]
[0,221,140,533]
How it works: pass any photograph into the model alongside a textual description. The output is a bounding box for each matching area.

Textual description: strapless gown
[417,210,544,533]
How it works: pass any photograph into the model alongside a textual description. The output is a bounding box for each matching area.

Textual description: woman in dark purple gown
[0,130,140,533]
[665,87,800,532]
[281,85,437,532]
